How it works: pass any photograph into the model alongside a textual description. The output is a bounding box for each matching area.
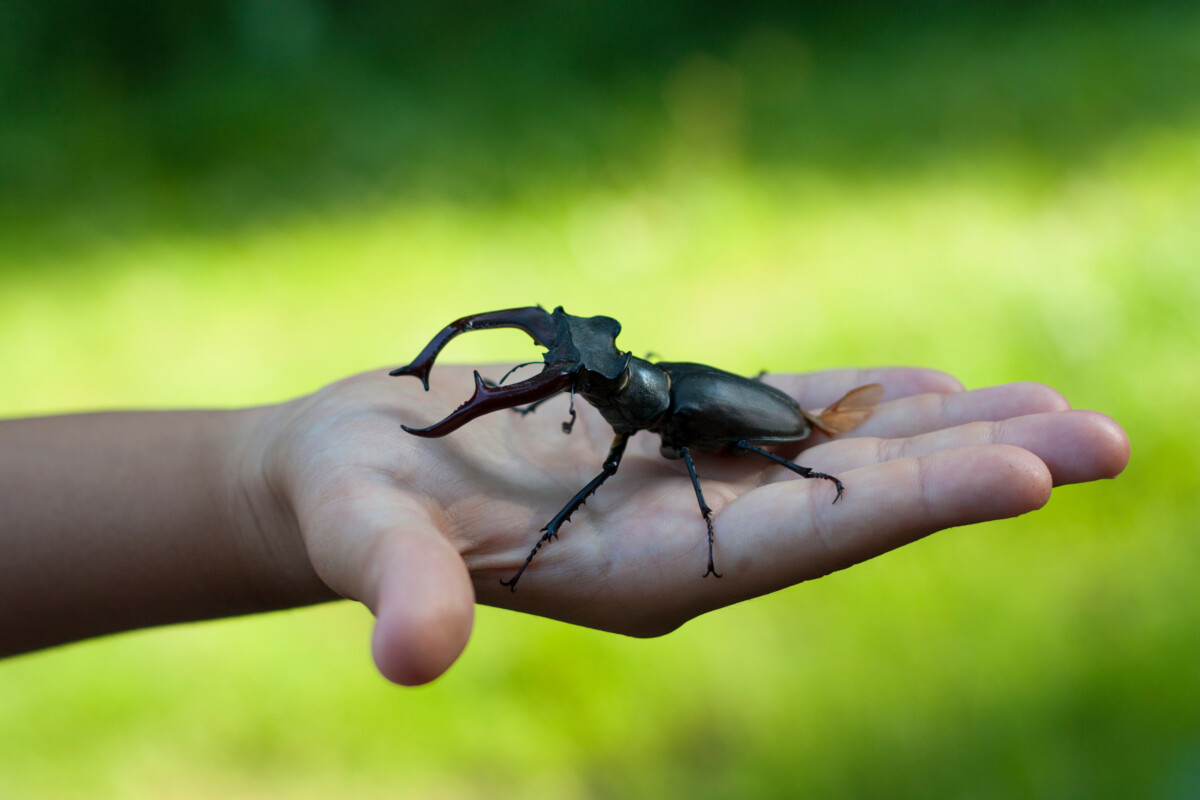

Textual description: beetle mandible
[390,306,881,591]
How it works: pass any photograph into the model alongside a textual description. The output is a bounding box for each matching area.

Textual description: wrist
[221,403,338,611]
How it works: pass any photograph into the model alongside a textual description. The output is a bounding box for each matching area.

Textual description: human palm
[264,364,1128,685]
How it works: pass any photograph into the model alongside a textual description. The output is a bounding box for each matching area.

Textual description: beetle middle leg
[500,433,630,591]
[735,441,845,503]
[680,446,721,578]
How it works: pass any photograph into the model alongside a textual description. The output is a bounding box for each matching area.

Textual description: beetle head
[549,308,627,382]
[392,306,632,437]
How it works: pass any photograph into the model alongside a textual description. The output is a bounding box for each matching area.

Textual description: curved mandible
[389,307,559,390]
[401,368,575,437]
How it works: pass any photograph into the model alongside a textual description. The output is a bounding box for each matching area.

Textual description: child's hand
[257,366,1129,685]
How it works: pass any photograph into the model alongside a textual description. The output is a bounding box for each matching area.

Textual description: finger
[302,489,475,686]
[837,382,1072,440]
[711,444,1052,603]
[797,409,1129,487]
[370,522,476,686]
[764,367,965,408]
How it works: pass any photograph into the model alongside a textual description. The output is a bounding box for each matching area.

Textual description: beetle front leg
[680,446,721,578]
[500,433,630,591]
[735,441,845,503]
[510,394,558,416]
[480,377,575,432]
[510,385,576,433]
[479,380,560,416]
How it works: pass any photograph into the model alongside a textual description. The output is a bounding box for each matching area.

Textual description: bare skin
[0,366,1130,686]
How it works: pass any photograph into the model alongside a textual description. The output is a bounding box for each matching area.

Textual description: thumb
[303,488,476,687]
[367,523,476,686]
[297,484,475,686]
[367,525,475,690]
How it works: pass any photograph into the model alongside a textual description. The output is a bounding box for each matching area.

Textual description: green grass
[1,3,1198,798]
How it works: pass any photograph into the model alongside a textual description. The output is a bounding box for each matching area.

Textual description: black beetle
[391,306,881,590]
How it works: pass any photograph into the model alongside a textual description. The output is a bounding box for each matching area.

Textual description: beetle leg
[402,369,574,438]
[500,433,630,591]
[495,361,543,386]
[478,375,575,432]
[480,375,564,417]
[484,383,574,431]
[561,385,577,434]
[508,385,575,430]
[735,441,845,503]
[680,446,721,578]
[511,393,560,416]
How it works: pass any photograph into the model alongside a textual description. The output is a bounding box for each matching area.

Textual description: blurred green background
[1,1,1197,797]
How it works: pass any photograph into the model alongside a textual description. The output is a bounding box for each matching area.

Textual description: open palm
[265,364,1128,685]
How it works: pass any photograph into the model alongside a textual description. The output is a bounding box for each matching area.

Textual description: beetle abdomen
[652,362,810,455]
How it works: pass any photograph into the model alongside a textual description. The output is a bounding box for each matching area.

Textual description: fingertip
[920,369,967,395]
[1082,410,1131,480]
[862,367,966,402]
[930,444,1053,520]
[370,537,476,687]
[1010,445,1054,512]
[1012,381,1072,413]
[998,409,1131,486]
[372,599,474,686]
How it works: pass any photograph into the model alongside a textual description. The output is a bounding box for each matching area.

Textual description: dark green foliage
[3,1,1199,251]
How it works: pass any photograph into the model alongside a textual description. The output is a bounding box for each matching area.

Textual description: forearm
[0,408,335,657]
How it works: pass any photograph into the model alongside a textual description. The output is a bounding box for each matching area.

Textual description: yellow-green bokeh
[2,4,1197,798]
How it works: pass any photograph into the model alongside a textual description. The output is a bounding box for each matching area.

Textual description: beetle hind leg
[680,446,721,578]
[735,441,845,503]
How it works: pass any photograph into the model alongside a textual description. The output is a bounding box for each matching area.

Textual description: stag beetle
[390,306,881,590]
